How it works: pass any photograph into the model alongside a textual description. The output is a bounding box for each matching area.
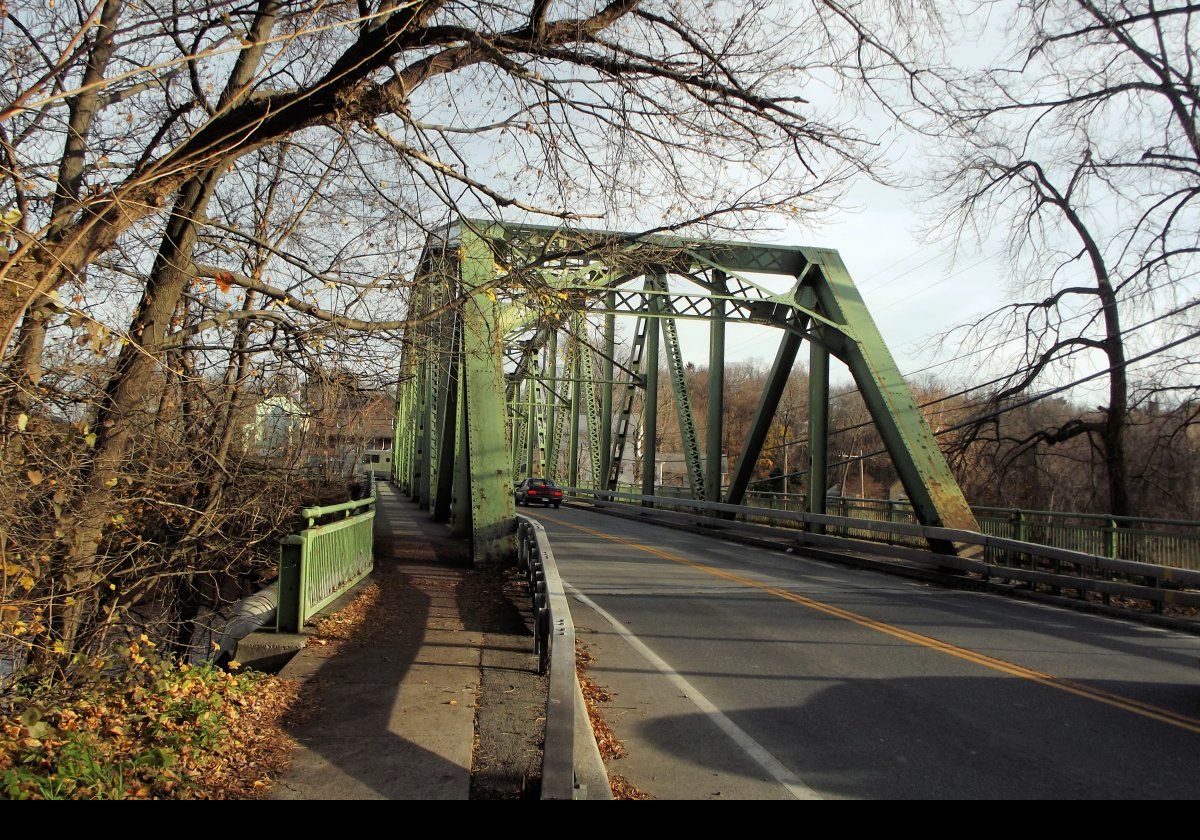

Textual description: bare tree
[1,0,929,669]
[0,0,891,345]
[914,0,1200,518]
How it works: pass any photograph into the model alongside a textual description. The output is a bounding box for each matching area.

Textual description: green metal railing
[617,484,1200,572]
[571,486,1200,614]
[277,474,377,633]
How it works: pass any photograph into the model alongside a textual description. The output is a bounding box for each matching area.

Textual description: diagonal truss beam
[652,274,705,497]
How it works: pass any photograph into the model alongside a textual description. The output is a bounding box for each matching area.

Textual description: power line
[855,244,957,292]
[695,261,1192,457]
[723,246,970,356]
[753,323,1200,485]
[755,298,1200,480]
[896,274,1190,379]
[723,250,971,356]
[869,253,995,314]
[762,276,1198,450]
[761,294,1200,455]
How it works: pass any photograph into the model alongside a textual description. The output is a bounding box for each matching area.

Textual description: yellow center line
[540,512,1200,736]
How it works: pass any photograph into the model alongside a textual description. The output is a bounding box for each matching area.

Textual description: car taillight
[528,489,538,494]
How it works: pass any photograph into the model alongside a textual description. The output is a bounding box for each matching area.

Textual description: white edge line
[566,582,823,801]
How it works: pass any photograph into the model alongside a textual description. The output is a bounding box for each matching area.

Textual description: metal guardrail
[516,515,578,800]
[277,473,377,633]
[567,487,1200,613]
[624,485,1200,572]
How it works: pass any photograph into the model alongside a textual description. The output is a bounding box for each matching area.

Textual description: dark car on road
[514,478,563,508]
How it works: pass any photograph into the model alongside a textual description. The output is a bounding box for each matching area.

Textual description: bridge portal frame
[395,219,978,564]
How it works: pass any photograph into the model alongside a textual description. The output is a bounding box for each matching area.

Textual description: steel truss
[395,220,978,564]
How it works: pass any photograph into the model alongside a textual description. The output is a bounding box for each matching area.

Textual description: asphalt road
[531,505,1200,800]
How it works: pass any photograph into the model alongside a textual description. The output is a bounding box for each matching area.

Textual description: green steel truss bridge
[284,218,1200,801]
[392,219,979,565]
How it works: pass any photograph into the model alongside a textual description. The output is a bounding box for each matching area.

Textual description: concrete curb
[572,674,613,800]
[234,630,309,672]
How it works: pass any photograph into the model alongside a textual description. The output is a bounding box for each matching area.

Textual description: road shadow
[623,673,1200,799]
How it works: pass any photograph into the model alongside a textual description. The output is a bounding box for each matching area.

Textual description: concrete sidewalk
[270,484,482,800]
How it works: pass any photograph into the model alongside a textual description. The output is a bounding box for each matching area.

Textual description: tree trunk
[1098,283,1131,519]
[52,0,284,655]
[3,0,124,453]
[59,170,221,653]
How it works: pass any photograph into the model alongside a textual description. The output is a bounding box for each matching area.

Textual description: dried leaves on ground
[610,775,654,800]
[0,642,298,799]
[308,581,384,651]
[576,642,653,799]
[576,643,624,761]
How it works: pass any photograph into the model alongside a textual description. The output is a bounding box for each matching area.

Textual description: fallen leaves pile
[309,582,384,650]
[609,775,654,800]
[576,643,653,799]
[575,644,624,761]
[0,641,298,799]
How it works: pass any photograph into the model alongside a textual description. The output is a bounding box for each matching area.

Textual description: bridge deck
[534,506,1200,799]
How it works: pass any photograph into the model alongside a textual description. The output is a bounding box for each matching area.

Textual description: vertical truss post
[504,364,518,446]
[535,378,548,475]
[459,228,517,564]
[576,320,602,488]
[641,273,662,503]
[401,378,416,491]
[807,334,830,526]
[392,352,404,486]
[550,336,572,483]
[655,276,705,498]
[607,299,650,490]
[418,296,442,509]
[398,386,412,484]
[426,346,444,512]
[407,339,421,498]
[393,349,415,491]
[601,298,615,487]
[545,331,559,475]
[412,343,430,506]
[706,270,726,503]
[425,293,449,512]
[419,348,439,511]
[510,377,524,474]
[432,317,460,523]
[725,330,803,506]
[568,337,581,487]
[402,353,416,494]
[450,379,471,537]
[524,374,538,477]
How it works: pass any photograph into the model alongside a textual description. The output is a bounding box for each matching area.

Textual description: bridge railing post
[1105,517,1118,608]
[277,537,304,634]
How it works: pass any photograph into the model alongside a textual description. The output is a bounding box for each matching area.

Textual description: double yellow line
[541,513,1200,736]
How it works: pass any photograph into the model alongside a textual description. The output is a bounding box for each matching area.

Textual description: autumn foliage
[0,642,296,800]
